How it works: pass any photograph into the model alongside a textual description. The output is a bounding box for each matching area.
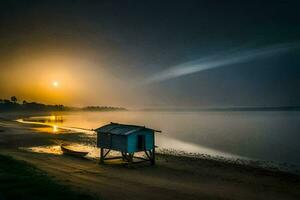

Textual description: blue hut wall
[97,133,127,152]
[127,130,154,153]
[97,130,154,153]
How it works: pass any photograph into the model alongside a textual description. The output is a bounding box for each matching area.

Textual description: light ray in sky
[144,43,296,84]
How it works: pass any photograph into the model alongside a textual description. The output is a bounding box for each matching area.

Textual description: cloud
[144,43,296,84]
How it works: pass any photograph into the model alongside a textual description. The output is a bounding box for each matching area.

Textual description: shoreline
[4,113,300,176]
[16,114,300,175]
[157,148,300,176]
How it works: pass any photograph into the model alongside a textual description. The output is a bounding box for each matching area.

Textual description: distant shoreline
[139,106,300,112]
[0,98,127,113]
[1,106,300,115]
[2,97,299,113]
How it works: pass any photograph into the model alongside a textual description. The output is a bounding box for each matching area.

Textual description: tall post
[151,132,156,165]
[150,149,155,165]
[100,148,104,164]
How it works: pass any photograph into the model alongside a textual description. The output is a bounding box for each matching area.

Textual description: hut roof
[95,122,154,136]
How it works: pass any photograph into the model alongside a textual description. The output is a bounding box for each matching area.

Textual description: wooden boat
[61,145,89,158]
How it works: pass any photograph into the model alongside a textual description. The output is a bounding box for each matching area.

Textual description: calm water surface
[20,111,300,169]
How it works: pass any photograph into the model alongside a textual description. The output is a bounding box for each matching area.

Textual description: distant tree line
[0,96,127,112]
[0,96,65,112]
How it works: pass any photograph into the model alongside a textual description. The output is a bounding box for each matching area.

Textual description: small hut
[95,122,160,165]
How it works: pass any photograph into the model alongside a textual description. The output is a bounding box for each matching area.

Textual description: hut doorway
[137,135,145,151]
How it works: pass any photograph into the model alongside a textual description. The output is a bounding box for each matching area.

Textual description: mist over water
[23,111,300,169]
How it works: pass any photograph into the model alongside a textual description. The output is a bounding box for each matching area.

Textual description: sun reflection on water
[53,125,58,132]
[21,143,100,158]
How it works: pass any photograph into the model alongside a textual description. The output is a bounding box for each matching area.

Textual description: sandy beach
[0,116,300,200]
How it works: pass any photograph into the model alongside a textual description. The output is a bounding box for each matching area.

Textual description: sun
[52,81,59,87]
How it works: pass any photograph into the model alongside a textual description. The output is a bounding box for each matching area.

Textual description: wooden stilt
[100,148,104,164]
[121,152,125,161]
[128,153,134,167]
[144,150,151,159]
[151,148,155,165]
[104,149,111,157]
[151,132,156,165]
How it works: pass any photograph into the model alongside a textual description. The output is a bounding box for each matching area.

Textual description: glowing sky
[0,1,299,108]
[0,49,139,106]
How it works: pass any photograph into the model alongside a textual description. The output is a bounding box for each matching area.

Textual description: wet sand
[0,117,300,200]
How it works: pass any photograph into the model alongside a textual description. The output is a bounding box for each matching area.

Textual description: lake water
[20,111,300,171]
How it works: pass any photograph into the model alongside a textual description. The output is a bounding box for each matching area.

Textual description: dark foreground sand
[0,117,300,200]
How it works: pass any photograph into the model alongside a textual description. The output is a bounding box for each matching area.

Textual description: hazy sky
[0,0,299,108]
